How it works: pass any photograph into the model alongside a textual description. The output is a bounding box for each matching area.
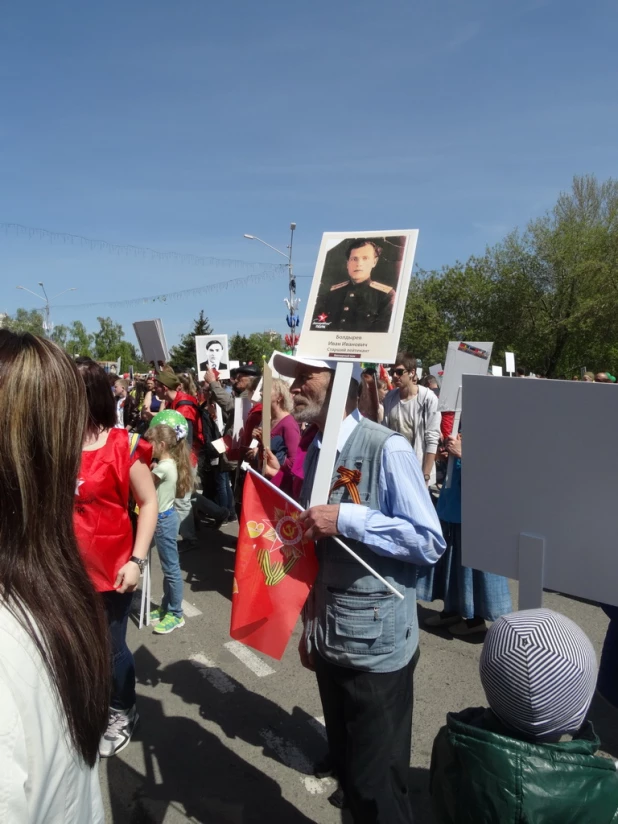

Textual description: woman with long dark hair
[0,330,110,821]
[74,358,158,757]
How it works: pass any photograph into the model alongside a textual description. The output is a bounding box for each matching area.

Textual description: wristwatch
[129,556,146,573]
[424,474,431,482]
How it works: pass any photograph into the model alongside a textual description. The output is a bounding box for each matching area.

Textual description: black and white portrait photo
[196,334,230,381]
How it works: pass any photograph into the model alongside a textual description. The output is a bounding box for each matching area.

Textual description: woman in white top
[0,330,110,823]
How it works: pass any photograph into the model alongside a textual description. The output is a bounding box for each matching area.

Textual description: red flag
[230,471,318,660]
[379,363,392,390]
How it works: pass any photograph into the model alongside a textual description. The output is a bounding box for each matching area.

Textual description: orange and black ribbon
[330,466,362,504]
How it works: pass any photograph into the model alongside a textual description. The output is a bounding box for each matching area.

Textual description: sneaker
[99,706,139,758]
[153,614,185,635]
[149,607,166,624]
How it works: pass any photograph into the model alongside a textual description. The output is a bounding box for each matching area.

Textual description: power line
[53,269,282,309]
[1,223,287,272]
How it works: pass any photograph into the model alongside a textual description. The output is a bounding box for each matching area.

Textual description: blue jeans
[101,590,135,711]
[216,471,234,512]
[598,604,618,708]
[154,510,183,618]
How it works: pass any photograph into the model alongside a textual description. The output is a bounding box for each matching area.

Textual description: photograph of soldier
[309,236,405,333]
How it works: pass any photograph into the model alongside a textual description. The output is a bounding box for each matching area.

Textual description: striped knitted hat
[480,609,597,741]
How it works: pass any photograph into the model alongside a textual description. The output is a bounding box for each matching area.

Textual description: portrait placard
[297,230,418,364]
[196,335,230,381]
[438,341,493,412]
[462,375,618,607]
[133,319,169,365]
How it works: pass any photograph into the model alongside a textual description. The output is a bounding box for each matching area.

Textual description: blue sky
[1,0,616,351]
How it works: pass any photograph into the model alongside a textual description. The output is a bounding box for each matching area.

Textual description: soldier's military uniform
[310,278,396,333]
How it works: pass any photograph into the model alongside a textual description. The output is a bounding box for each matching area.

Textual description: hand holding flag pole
[242,465,404,601]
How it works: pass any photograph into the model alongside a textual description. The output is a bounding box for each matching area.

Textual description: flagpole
[244,466,405,601]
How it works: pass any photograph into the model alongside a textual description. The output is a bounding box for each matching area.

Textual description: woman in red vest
[74,358,158,758]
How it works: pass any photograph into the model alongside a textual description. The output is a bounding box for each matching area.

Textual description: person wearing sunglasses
[382,353,441,487]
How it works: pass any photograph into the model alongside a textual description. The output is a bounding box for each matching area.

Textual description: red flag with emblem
[230,470,318,660]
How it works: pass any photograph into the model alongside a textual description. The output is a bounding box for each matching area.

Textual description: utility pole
[15,282,77,336]
[244,223,300,353]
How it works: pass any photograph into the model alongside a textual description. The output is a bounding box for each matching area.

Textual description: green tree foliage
[91,317,148,371]
[50,324,69,348]
[229,331,283,365]
[65,321,93,357]
[399,175,618,377]
[168,310,213,371]
[1,307,46,336]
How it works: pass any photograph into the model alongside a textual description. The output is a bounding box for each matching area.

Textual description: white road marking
[189,654,236,694]
[259,729,333,795]
[223,640,276,677]
[181,600,203,617]
[308,716,327,740]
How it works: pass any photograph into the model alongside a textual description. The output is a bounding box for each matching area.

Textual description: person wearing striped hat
[430,609,618,823]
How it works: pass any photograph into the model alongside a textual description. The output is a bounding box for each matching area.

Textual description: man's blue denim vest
[300,417,419,673]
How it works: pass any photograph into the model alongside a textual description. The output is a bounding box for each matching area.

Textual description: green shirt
[152,459,177,512]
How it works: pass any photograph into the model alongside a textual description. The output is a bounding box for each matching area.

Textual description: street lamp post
[15,282,77,336]
[244,223,299,352]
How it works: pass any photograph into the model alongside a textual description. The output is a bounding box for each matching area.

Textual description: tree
[229,331,283,365]
[65,321,93,357]
[50,324,69,348]
[168,310,213,371]
[92,316,125,360]
[400,175,618,377]
[1,307,46,336]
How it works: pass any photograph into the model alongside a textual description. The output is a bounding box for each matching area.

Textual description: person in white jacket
[0,330,110,823]
[382,352,442,485]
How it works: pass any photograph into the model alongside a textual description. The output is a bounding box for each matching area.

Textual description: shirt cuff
[337,503,369,543]
[425,444,438,455]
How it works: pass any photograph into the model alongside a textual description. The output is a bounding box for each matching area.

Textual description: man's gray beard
[293,400,323,425]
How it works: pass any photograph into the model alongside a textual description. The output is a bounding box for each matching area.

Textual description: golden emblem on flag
[246,506,309,587]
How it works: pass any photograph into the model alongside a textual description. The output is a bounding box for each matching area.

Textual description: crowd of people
[0,327,616,823]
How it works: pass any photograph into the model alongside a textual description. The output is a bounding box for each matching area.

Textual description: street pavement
[100,520,617,824]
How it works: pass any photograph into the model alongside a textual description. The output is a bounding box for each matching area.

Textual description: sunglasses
[389,368,408,377]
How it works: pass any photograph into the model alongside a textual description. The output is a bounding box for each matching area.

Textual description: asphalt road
[99,520,617,824]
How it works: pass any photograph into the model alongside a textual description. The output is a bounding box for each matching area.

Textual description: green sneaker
[153,614,185,635]
[149,607,166,625]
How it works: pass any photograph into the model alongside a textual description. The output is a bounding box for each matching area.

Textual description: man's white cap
[273,352,363,384]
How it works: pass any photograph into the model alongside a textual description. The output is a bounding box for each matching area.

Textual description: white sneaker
[99,706,139,758]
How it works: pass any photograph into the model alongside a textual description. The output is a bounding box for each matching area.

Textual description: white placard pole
[309,361,353,507]
[261,364,272,474]
[444,386,462,489]
[518,533,545,610]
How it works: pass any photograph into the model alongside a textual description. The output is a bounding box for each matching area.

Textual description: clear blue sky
[1,0,616,351]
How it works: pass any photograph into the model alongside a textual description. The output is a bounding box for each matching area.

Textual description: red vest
[74,429,152,592]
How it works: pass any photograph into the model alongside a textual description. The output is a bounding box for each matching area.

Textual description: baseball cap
[154,371,181,389]
[480,608,597,741]
[273,352,362,383]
